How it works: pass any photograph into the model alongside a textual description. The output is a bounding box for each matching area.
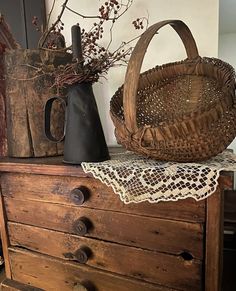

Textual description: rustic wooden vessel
[0,152,232,290]
[0,50,7,157]
[4,49,72,158]
[0,16,19,157]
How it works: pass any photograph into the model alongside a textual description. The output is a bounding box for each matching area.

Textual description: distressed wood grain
[4,49,71,157]
[9,248,178,291]
[8,222,202,290]
[205,187,224,291]
[4,197,204,259]
[1,173,206,222]
[1,278,43,291]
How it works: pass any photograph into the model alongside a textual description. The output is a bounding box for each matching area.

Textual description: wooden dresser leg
[0,189,11,278]
[205,186,224,291]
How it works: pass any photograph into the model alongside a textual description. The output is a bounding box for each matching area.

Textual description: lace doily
[81,150,236,204]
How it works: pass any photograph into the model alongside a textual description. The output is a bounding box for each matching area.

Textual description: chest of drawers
[0,157,231,291]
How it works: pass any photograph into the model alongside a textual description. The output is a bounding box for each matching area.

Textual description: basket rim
[111,57,236,127]
[111,56,235,100]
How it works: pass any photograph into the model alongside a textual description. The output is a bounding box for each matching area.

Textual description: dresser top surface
[0,148,233,185]
[0,147,123,177]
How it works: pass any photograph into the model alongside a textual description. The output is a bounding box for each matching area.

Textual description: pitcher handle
[44,96,67,142]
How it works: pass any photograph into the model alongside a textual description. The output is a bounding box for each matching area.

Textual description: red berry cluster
[0,43,6,54]
[32,16,38,25]
[52,20,64,34]
[81,24,104,57]
[81,0,126,61]
[42,19,65,49]
[99,0,120,20]
[32,16,40,32]
[132,18,144,29]
[44,31,66,49]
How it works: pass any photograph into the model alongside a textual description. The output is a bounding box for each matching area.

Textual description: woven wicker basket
[110,20,236,162]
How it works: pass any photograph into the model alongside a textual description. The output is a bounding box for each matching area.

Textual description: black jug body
[44,82,110,164]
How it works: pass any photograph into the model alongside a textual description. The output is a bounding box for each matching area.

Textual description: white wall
[218,33,236,152]
[45,0,219,145]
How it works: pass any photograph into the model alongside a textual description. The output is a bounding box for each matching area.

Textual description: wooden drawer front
[9,248,178,291]
[5,198,204,259]
[1,173,205,222]
[8,222,202,290]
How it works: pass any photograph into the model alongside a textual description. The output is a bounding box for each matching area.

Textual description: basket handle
[123,20,199,132]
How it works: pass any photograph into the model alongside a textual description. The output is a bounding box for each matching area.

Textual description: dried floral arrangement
[33,0,147,88]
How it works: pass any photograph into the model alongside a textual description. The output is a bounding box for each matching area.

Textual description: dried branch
[46,0,56,31]
[35,0,148,88]
[38,0,69,48]
[64,0,133,21]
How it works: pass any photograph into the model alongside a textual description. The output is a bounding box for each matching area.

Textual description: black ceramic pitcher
[44,81,110,164]
[44,24,109,164]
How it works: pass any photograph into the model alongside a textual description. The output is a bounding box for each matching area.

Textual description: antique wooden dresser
[0,156,232,291]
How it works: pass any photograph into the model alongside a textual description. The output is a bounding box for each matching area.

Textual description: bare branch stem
[64,0,133,21]
[46,0,56,31]
[38,0,69,48]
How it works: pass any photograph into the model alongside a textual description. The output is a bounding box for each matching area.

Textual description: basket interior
[137,75,225,126]
[111,58,235,127]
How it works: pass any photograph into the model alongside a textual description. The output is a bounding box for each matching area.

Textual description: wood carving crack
[25,106,35,157]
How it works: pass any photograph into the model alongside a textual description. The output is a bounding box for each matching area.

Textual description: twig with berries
[32,0,148,87]
[65,0,132,21]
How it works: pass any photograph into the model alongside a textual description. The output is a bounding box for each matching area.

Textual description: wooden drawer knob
[73,218,90,236]
[70,187,86,205]
[73,281,95,291]
[74,247,91,264]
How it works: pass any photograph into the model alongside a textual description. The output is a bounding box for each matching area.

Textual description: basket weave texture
[110,20,236,162]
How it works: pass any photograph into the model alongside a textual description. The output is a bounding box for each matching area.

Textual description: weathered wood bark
[4,49,72,157]
[0,16,19,157]
[0,52,7,156]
